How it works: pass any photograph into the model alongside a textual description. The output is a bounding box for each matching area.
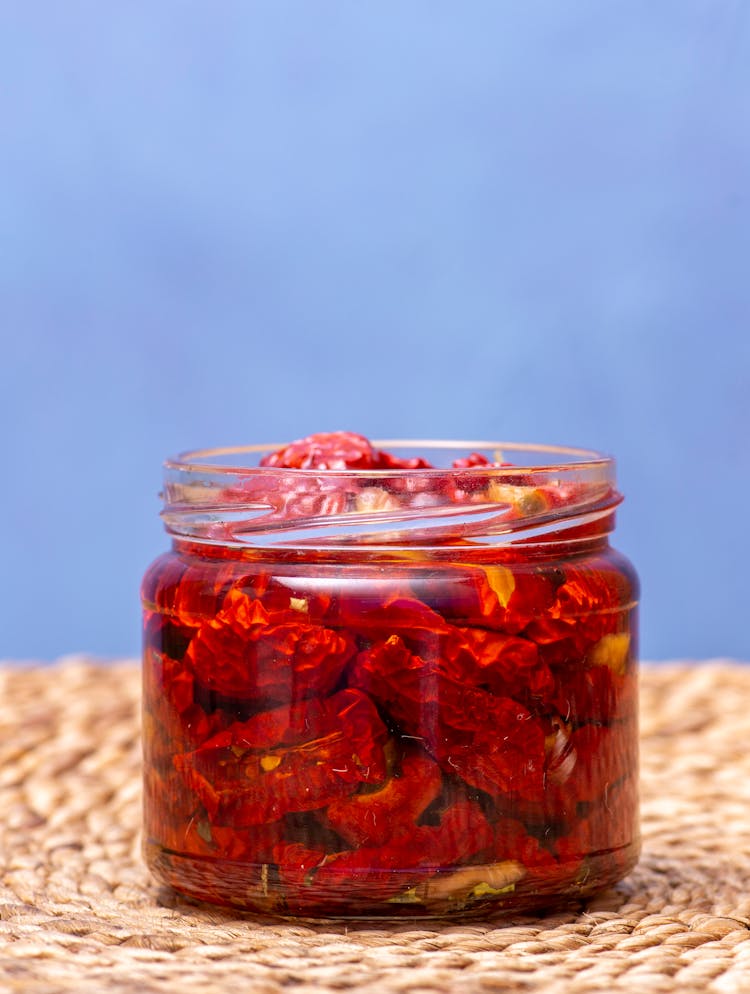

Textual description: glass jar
[141,440,639,919]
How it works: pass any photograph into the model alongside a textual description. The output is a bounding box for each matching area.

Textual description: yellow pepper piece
[260,755,282,772]
[589,633,630,676]
[484,565,516,608]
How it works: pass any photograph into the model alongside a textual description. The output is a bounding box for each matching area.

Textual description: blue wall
[1,2,748,661]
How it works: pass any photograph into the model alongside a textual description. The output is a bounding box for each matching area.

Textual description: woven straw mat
[1,660,750,994]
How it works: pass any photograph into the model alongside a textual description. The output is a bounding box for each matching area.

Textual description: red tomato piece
[445,626,553,701]
[414,564,561,634]
[283,799,493,908]
[524,563,626,649]
[492,817,562,883]
[451,453,492,469]
[143,646,231,759]
[351,635,547,799]
[555,775,638,868]
[325,745,443,848]
[545,659,637,725]
[548,722,637,806]
[371,449,434,470]
[186,587,356,701]
[174,689,389,826]
[260,432,379,470]
[327,591,454,643]
[273,843,327,894]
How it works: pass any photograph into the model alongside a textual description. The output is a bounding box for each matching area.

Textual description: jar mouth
[166,440,612,477]
[161,440,619,549]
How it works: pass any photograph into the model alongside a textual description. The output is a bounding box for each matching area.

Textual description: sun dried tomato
[337,592,549,700]
[178,812,286,864]
[143,554,240,630]
[223,470,354,524]
[144,612,194,662]
[351,635,547,799]
[534,719,637,821]
[274,843,327,896]
[260,432,379,470]
[282,799,494,909]
[497,712,638,837]
[492,818,561,883]
[185,587,355,702]
[174,689,389,827]
[555,775,638,871]
[341,603,553,705]
[143,646,231,760]
[325,745,443,848]
[452,452,492,469]
[415,799,495,868]
[445,453,520,503]
[327,590,453,644]
[143,766,198,850]
[238,434,474,523]
[268,472,353,519]
[227,572,333,625]
[444,626,553,701]
[545,652,637,725]
[372,449,434,470]
[142,554,190,617]
[441,708,546,801]
[524,562,627,651]
[414,563,562,635]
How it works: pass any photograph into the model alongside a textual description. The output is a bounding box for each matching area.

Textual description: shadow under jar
[141,439,640,919]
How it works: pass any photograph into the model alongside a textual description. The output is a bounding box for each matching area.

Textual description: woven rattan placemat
[1,660,750,994]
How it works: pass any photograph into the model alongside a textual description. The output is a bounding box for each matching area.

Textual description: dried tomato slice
[500,714,638,831]
[334,589,549,701]
[327,591,453,644]
[371,449,434,470]
[273,843,327,896]
[176,812,286,864]
[260,433,442,472]
[220,470,354,526]
[413,564,562,635]
[451,452,493,469]
[144,613,194,663]
[279,799,494,909]
[143,556,239,630]
[555,775,638,869]
[143,646,231,760]
[445,626,553,701]
[553,722,637,805]
[227,573,333,625]
[352,635,547,799]
[142,554,190,616]
[492,818,561,883]
[524,563,627,650]
[186,588,355,701]
[260,432,379,470]
[441,707,546,801]
[174,689,389,826]
[544,653,637,725]
[325,744,443,848]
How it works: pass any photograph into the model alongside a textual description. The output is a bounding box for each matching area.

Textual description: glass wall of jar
[141,436,639,918]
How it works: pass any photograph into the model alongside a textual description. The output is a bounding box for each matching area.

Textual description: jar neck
[171,526,614,567]
[161,441,621,553]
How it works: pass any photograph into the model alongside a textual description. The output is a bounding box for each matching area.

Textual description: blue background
[1,2,748,661]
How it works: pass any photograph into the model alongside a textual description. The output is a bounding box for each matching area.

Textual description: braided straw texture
[1,660,749,994]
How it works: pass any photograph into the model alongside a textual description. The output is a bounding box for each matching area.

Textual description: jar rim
[160,440,619,550]
[166,440,613,477]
